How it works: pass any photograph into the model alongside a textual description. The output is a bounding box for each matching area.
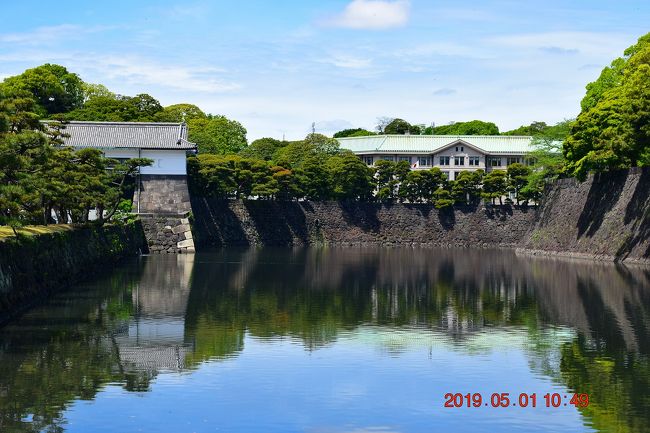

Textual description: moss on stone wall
[0,221,146,323]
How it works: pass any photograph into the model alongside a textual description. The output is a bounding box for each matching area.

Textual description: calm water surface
[1,247,649,433]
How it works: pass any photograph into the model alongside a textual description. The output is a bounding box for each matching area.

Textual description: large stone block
[177,239,194,248]
[172,224,191,234]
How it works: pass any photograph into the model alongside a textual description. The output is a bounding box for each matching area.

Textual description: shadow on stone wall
[577,171,629,238]
[522,167,650,264]
[190,198,536,248]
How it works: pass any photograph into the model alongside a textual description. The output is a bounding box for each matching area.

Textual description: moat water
[1,248,649,433]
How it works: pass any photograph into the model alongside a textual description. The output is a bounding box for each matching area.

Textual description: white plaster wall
[92,148,187,175]
[140,150,187,175]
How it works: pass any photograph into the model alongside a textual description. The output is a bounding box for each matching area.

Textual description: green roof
[337,134,536,155]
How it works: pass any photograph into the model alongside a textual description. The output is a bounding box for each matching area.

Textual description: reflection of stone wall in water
[190,199,535,248]
[187,248,650,354]
[0,222,146,324]
[522,167,650,264]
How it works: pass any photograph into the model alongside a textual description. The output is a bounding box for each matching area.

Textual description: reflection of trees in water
[0,266,150,433]
[1,248,650,433]
[185,248,650,433]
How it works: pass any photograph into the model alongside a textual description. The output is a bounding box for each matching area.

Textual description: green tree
[188,115,248,155]
[451,170,484,205]
[0,64,84,116]
[294,156,332,200]
[502,121,549,136]
[374,160,396,202]
[154,103,207,123]
[240,137,286,161]
[565,32,650,179]
[433,188,454,209]
[81,83,116,102]
[506,163,531,205]
[65,94,163,122]
[384,118,419,135]
[333,128,376,138]
[305,133,340,155]
[326,151,373,200]
[425,120,499,135]
[481,170,508,204]
[580,32,650,112]
[398,168,446,203]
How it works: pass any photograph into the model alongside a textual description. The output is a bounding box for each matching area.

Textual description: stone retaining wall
[520,167,650,264]
[0,222,146,324]
[140,214,195,254]
[190,198,536,248]
[134,175,192,214]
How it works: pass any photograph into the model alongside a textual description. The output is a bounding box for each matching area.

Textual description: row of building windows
[361,155,535,167]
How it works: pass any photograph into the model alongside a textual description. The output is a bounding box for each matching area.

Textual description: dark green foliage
[384,118,420,135]
[240,137,286,161]
[481,170,508,204]
[398,168,447,203]
[451,170,484,205]
[506,163,531,204]
[424,120,499,135]
[0,96,151,227]
[65,94,163,122]
[326,152,374,200]
[294,156,331,200]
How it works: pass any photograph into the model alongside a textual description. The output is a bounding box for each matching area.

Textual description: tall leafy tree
[326,152,373,200]
[564,32,650,180]
[188,115,247,155]
[580,33,650,112]
[65,94,163,122]
[425,120,499,135]
[154,104,207,123]
[384,118,420,135]
[333,128,376,138]
[240,137,286,161]
[0,64,84,116]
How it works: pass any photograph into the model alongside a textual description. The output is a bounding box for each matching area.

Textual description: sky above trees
[0,0,647,140]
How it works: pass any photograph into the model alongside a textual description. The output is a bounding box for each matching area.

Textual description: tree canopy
[424,120,500,135]
[0,64,84,116]
[564,31,650,179]
[187,115,248,154]
[333,128,376,138]
[383,118,421,135]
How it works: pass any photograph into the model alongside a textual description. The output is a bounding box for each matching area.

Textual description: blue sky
[0,0,648,140]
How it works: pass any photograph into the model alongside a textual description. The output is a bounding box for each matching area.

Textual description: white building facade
[337,135,535,181]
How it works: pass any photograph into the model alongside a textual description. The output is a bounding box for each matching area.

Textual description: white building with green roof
[337,135,536,181]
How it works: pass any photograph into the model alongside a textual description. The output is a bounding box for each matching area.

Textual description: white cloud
[0,24,111,45]
[326,0,410,30]
[76,55,240,94]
